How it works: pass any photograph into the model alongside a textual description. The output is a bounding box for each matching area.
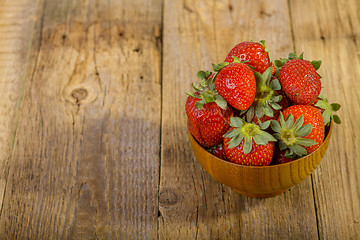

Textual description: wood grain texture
[159,0,318,239]
[0,0,359,239]
[0,0,40,212]
[0,0,162,239]
[290,0,360,238]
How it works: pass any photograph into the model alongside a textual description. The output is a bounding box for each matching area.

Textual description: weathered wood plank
[290,0,360,238]
[0,0,162,239]
[159,0,318,239]
[0,0,41,213]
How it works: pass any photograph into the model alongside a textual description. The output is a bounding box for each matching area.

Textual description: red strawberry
[271,64,276,75]
[186,70,233,148]
[278,57,321,105]
[208,143,227,160]
[186,96,233,148]
[271,105,325,159]
[271,148,293,165]
[224,40,273,74]
[214,63,256,110]
[223,117,276,166]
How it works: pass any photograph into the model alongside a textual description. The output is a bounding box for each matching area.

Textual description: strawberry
[214,62,256,110]
[186,96,233,148]
[208,143,227,160]
[223,117,276,166]
[277,53,321,105]
[240,67,289,125]
[313,93,341,125]
[224,40,274,74]
[186,71,233,148]
[271,105,325,159]
[271,148,293,165]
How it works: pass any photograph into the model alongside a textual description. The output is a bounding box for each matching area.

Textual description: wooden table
[0,0,359,239]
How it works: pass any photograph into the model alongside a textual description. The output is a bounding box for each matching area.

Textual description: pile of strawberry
[186,40,341,166]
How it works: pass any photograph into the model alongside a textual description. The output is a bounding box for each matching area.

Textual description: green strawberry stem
[223,117,276,154]
[186,70,227,110]
[271,113,317,158]
[212,56,248,72]
[196,70,212,79]
[274,52,321,74]
[314,93,341,125]
[240,67,282,122]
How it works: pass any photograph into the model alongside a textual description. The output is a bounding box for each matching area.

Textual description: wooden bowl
[188,121,333,198]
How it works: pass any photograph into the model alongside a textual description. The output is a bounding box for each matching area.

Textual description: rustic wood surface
[0,0,359,239]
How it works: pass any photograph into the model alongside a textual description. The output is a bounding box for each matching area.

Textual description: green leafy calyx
[271,113,317,158]
[240,67,283,122]
[212,56,248,72]
[223,117,276,154]
[186,70,227,110]
[274,52,321,72]
[314,93,341,125]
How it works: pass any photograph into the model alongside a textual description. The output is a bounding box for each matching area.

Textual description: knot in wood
[71,88,88,102]
[159,190,178,206]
